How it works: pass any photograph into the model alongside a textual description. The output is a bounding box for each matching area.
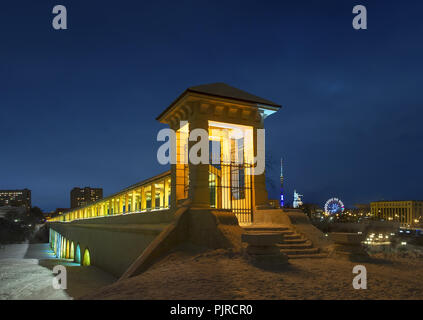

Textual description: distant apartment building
[0,189,32,211]
[70,187,103,208]
[371,200,423,226]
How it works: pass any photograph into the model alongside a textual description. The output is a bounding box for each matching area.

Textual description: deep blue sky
[1,0,422,211]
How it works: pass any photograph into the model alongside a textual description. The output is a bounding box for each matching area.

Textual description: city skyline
[1,1,422,211]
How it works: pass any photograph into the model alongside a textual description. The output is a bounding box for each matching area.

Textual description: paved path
[0,243,29,259]
[0,243,70,300]
[0,243,116,300]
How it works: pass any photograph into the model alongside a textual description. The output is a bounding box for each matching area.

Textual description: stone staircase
[242,224,326,259]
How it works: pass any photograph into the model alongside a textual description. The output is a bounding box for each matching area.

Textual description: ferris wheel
[324,198,345,215]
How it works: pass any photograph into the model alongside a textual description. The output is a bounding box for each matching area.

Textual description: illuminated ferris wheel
[324,198,345,215]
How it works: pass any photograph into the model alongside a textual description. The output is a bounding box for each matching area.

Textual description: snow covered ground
[82,246,423,300]
[0,243,30,259]
[0,243,116,300]
[5,242,423,300]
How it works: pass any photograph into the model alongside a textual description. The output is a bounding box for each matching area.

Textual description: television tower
[280,158,284,207]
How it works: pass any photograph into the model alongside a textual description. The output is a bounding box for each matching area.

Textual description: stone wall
[48,210,173,277]
[48,208,244,279]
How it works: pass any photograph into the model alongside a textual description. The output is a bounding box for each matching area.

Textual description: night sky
[1,0,422,211]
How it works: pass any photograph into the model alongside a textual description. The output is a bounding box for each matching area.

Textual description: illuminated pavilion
[48,83,283,277]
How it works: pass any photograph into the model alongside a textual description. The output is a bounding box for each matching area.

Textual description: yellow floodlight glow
[82,249,91,266]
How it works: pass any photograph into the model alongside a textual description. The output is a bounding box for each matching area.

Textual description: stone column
[151,184,156,209]
[253,126,269,209]
[164,178,169,208]
[160,180,164,208]
[170,163,177,208]
[134,191,137,211]
[188,118,210,208]
[125,194,129,213]
[141,187,146,210]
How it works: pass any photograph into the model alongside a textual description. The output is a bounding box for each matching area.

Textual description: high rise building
[70,187,103,209]
[0,189,32,211]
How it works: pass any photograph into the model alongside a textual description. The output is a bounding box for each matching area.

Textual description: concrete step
[282,237,308,244]
[282,233,302,240]
[287,253,327,259]
[280,247,320,256]
[247,230,296,237]
[243,225,290,232]
[242,225,322,258]
[277,240,313,250]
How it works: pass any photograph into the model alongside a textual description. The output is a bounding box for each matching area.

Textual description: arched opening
[54,234,58,255]
[82,248,91,266]
[57,235,61,256]
[51,231,55,251]
[61,238,66,259]
[75,244,81,264]
[70,242,75,260]
[66,240,70,259]
[57,235,62,258]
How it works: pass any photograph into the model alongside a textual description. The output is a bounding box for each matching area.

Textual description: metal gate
[209,162,253,224]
